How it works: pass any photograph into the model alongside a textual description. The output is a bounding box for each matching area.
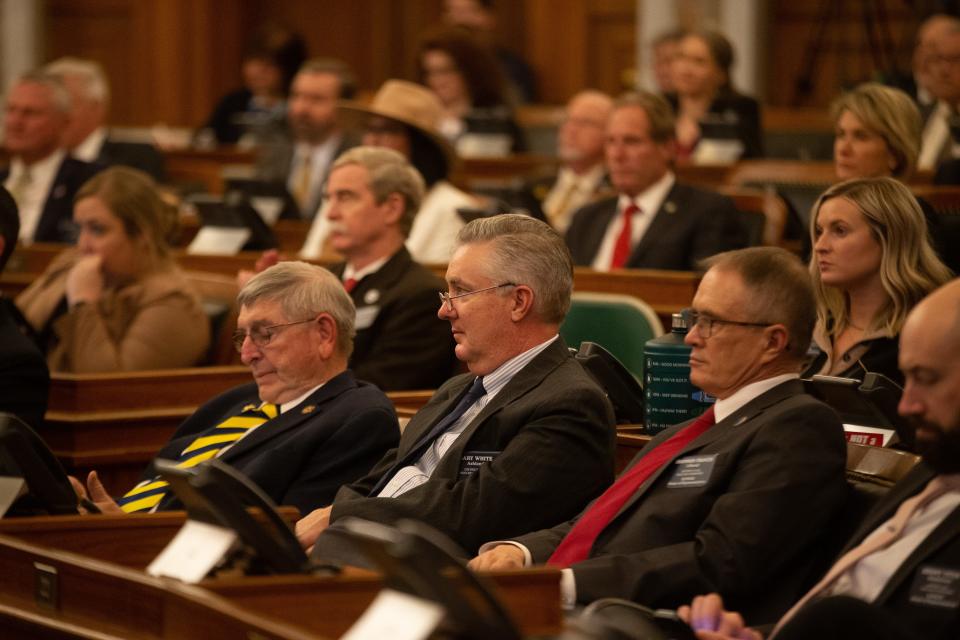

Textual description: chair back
[560,292,664,379]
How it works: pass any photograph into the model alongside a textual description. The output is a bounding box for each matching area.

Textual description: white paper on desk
[340,589,444,640]
[250,197,284,225]
[187,226,251,255]
[146,520,238,583]
[0,476,27,517]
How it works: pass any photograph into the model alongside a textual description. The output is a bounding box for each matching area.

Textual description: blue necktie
[369,377,486,496]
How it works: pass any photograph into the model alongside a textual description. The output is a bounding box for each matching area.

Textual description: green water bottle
[643,312,714,434]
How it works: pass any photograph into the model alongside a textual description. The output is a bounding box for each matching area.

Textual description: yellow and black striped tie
[117,402,278,513]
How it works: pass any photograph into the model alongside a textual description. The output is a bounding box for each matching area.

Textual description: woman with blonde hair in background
[805,177,952,385]
[17,167,210,372]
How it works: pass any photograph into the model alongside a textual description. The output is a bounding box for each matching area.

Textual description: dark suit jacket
[515,379,849,623]
[143,370,399,515]
[0,297,48,429]
[97,138,166,182]
[326,337,616,555]
[565,184,748,271]
[329,248,456,391]
[0,156,103,243]
[826,463,960,640]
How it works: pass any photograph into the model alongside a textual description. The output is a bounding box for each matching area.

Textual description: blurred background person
[805,177,952,385]
[301,79,477,264]
[650,28,685,95]
[668,29,763,161]
[199,23,307,146]
[417,27,525,156]
[16,167,210,372]
[45,57,166,181]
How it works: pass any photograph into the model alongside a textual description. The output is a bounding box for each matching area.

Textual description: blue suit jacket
[143,370,399,515]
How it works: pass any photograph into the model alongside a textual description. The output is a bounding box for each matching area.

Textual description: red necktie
[548,406,716,567]
[610,203,640,269]
[343,277,358,293]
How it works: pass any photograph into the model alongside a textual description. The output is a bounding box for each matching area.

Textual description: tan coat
[16,250,210,373]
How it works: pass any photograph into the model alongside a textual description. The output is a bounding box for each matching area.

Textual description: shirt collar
[343,255,390,283]
[278,382,325,414]
[72,127,108,162]
[480,335,559,400]
[713,373,799,423]
[10,148,65,179]
[617,171,675,215]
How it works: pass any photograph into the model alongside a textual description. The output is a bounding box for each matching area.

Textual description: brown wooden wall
[42,0,935,126]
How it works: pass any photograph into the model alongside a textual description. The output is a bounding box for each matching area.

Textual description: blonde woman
[805,177,952,383]
[17,167,209,372]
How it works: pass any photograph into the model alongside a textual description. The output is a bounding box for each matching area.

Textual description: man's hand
[677,593,763,640]
[295,506,332,549]
[69,471,123,514]
[65,255,104,307]
[468,544,526,571]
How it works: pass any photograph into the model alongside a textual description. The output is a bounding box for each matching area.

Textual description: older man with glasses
[72,261,399,515]
[469,246,849,625]
[296,214,617,560]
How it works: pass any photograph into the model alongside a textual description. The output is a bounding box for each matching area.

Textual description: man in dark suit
[295,214,616,557]
[471,247,848,623]
[0,186,49,429]
[72,261,399,515]
[2,70,102,243]
[679,278,960,640]
[46,57,166,182]
[564,91,747,271]
[254,58,358,219]
[321,146,456,391]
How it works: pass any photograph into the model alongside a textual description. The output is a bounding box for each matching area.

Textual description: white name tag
[147,519,238,583]
[0,476,27,517]
[667,454,717,488]
[187,226,250,255]
[355,305,380,330]
[342,589,444,640]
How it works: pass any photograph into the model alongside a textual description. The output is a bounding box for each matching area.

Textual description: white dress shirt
[918,101,960,170]
[591,171,675,270]
[4,149,66,243]
[544,164,607,233]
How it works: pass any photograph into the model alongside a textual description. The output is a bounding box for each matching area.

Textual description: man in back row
[471,247,849,623]
[680,277,960,640]
[296,214,616,557]
[564,91,747,271]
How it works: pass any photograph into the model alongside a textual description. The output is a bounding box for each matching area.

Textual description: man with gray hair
[45,57,166,181]
[72,261,399,515]
[471,247,848,623]
[1,70,102,243]
[296,213,616,559]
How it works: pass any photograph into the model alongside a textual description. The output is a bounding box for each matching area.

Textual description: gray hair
[297,57,357,99]
[9,70,72,114]
[455,214,573,323]
[45,57,110,105]
[613,91,676,142]
[331,146,426,237]
[700,247,816,362]
[237,261,356,357]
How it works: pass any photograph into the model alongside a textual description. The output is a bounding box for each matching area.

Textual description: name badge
[909,565,960,609]
[666,454,717,488]
[458,450,500,477]
[355,305,380,330]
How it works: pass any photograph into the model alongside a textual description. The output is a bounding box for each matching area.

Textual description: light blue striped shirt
[377,335,560,497]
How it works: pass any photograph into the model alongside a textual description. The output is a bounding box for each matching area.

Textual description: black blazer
[0,156,103,243]
[804,335,903,387]
[834,463,960,640]
[565,184,748,271]
[97,139,166,182]
[326,337,616,555]
[0,297,48,429]
[516,379,849,623]
[329,248,456,391]
[144,371,399,515]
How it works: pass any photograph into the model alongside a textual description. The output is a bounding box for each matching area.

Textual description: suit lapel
[34,158,71,242]
[218,371,356,462]
[627,183,682,266]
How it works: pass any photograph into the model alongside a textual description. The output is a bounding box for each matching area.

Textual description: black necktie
[369,377,486,496]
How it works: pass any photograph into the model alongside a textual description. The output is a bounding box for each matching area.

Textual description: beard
[910,417,960,474]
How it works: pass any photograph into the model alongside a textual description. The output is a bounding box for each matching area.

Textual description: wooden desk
[163,147,255,194]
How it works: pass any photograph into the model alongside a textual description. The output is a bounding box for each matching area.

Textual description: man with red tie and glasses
[470,247,848,624]
[563,91,746,271]
[678,278,960,640]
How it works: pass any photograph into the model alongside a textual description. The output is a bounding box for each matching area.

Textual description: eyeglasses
[232,318,316,353]
[687,310,772,339]
[438,283,516,311]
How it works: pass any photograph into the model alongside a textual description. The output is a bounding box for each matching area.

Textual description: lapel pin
[364,289,380,305]
[734,416,748,426]
[301,405,316,414]
[664,201,677,214]
[53,185,67,199]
